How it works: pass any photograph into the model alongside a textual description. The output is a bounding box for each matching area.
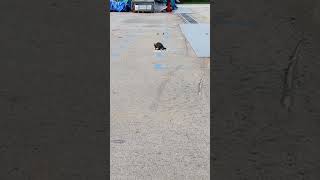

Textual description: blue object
[110,0,131,12]
[171,0,177,10]
[154,63,166,70]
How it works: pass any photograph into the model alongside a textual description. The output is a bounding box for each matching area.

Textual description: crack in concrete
[198,75,204,95]
[280,38,305,112]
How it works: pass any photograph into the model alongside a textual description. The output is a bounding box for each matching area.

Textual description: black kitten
[154,42,166,50]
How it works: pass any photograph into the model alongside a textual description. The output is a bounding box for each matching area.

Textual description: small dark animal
[154,42,166,50]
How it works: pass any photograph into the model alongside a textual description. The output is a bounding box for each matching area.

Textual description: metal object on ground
[132,0,155,13]
[179,13,197,24]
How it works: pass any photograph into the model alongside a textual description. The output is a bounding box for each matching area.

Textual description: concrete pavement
[110,5,210,179]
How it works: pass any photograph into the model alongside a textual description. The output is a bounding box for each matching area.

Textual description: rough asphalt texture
[212,0,320,179]
[110,6,210,180]
[1,1,108,179]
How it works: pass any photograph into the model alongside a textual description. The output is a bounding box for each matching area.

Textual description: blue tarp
[110,0,131,12]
